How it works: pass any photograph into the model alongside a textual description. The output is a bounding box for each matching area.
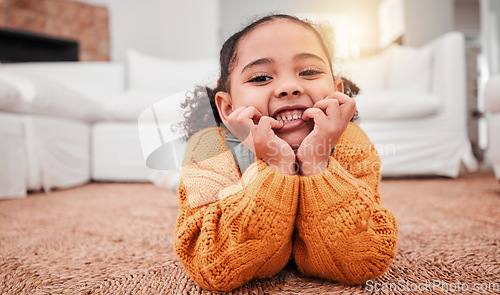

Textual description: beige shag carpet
[1,172,499,294]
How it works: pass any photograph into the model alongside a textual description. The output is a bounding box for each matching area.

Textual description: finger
[327,91,352,105]
[301,108,328,126]
[336,95,356,121]
[326,92,356,121]
[239,106,263,124]
[341,102,357,122]
[226,107,262,143]
[225,106,247,121]
[228,106,262,121]
[313,98,341,118]
[227,106,261,125]
[313,97,339,109]
[256,116,283,133]
[254,117,276,145]
[225,107,247,128]
[252,116,282,157]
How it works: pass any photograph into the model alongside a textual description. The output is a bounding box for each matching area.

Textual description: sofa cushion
[336,51,389,93]
[101,91,185,121]
[0,71,103,123]
[387,44,433,93]
[355,91,441,120]
[0,71,36,102]
[0,75,22,109]
[127,49,218,93]
[0,62,125,100]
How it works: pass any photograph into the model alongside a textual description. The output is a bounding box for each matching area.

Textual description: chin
[276,126,312,150]
[283,138,303,150]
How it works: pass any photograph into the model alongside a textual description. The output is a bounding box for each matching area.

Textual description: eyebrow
[294,52,327,65]
[240,53,327,74]
[241,58,273,74]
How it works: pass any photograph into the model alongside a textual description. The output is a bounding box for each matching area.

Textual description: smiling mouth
[273,109,305,123]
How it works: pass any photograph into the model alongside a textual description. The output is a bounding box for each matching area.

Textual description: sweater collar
[224,127,255,176]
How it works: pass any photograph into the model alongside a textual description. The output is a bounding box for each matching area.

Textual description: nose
[274,79,304,98]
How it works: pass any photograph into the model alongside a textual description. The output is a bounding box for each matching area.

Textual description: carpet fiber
[1,172,499,294]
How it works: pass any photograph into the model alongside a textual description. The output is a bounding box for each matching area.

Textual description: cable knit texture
[174,123,398,292]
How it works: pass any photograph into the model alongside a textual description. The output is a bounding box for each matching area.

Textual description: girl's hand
[225,106,297,175]
[296,92,356,176]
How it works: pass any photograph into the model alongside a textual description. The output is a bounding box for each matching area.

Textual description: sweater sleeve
[174,128,299,292]
[293,123,398,285]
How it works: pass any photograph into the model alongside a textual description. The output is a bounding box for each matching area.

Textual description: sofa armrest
[428,32,467,120]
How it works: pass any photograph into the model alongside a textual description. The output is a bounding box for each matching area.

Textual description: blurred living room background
[0,0,499,199]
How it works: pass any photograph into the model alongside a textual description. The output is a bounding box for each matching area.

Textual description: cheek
[232,87,271,113]
[310,79,336,103]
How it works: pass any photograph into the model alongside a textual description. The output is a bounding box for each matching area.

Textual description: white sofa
[484,75,500,180]
[338,31,477,177]
[0,32,477,199]
[0,54,217,199]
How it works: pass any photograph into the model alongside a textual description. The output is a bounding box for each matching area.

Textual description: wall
[81,0,219,62]
[69,0,463,62]
[403,0,455,46]
[481,0,500,75]
[0,0,110,61]
[7,0,479,63]
[218,0,382,58]
[455,0,480,34]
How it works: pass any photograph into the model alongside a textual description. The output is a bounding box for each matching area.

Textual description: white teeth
[274,109,304,123]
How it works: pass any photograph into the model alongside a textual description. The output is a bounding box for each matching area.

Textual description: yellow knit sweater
[174,122,398,292]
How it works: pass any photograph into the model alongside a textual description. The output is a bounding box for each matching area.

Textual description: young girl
[174,14,398,292]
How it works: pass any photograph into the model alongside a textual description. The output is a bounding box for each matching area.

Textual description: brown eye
[248,74,272,83]
[300,69,323,76]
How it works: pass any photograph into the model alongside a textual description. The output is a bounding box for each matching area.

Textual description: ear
[215,91,233,123]
[334,78,344,93]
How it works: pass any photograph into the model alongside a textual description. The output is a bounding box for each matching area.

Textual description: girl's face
[217,19,343,148]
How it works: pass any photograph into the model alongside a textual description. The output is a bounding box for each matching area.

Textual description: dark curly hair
[177,14,359,140]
